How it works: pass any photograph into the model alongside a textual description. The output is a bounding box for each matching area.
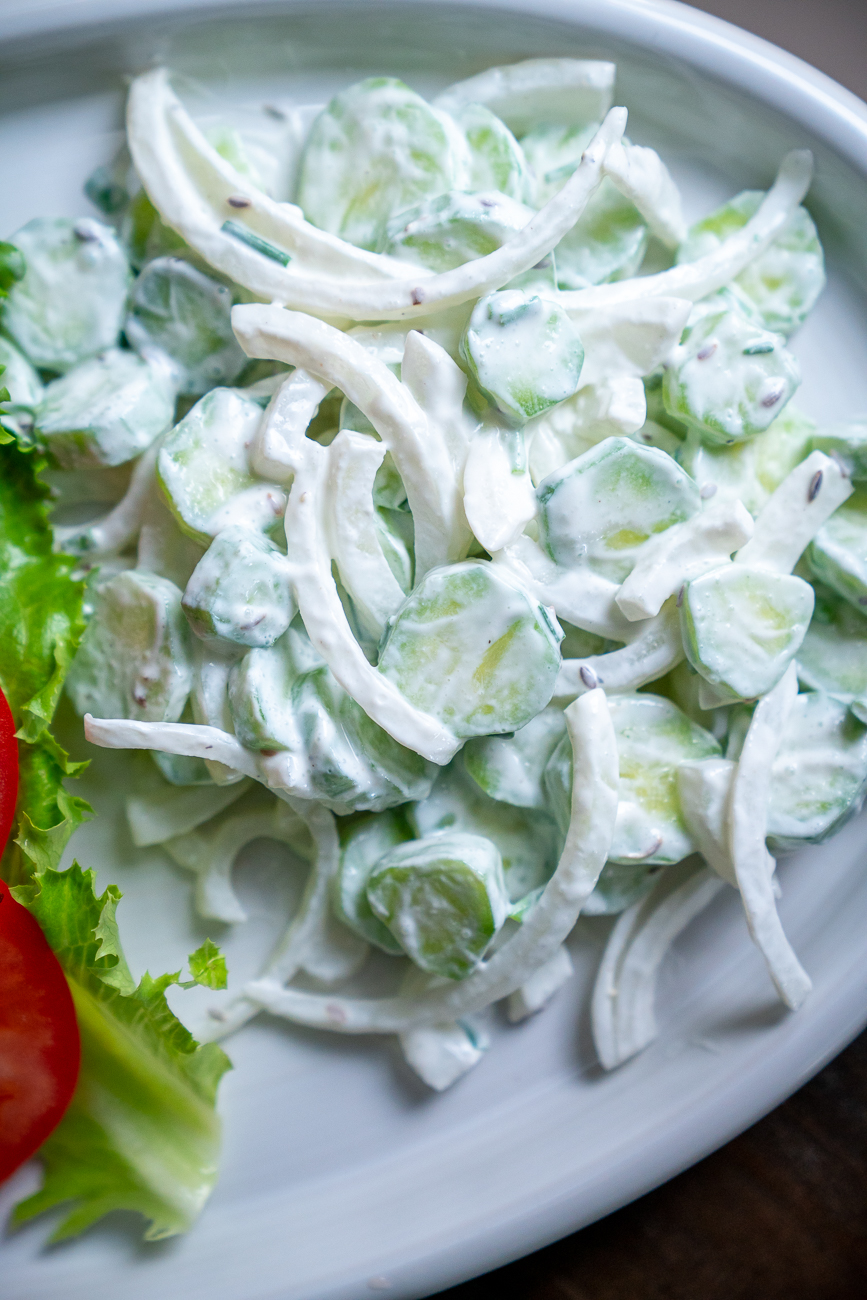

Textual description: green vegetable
[809,420,867,481]
[121,189,188,268]
[460,289,584,422]
[0,238,26,294]
[151,747,215,786]
[378,560,563,739]
[384,189,533,272]
[546,693,720,866]
[333,810,410,953]
[186,937,229,990]
[229,629,436,813]
[36,348,175,469]
[297,77,462,251]
[522,123,647,287]
[450,101,531,201]
[366,830,509,979]
[806,488,867,612]
[125,256,247,396]
[84,162,129,215]
[463,705,566,810]
[521,121,597,204]
[2,217,131,372]
[581,859,662,916]
[182,525,295,648]
[538,436,700,582]
[157,387,285,544]
[66,569,194,722]
[663,308,800,445]
[412,757,561,902]
[680,564,814,701]
[0,334,44,439]
[677,190,825,336]
[555,178,648,290]
[676,403,815,516]
[797,586,867,705]
[767,691,867,848]
[11,865,231,1241]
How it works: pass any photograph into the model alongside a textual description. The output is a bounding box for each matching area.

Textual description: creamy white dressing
[44,56,864,1092]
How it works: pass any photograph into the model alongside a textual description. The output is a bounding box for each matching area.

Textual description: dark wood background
[438,3,867,1296]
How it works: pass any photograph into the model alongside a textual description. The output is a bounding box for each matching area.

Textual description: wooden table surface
[439,1029,867,1299]
[439,4,867,1297]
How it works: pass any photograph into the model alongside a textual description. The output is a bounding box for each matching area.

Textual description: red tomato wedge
[0,687,81,1184]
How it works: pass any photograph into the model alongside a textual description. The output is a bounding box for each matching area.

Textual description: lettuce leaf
[10,865,231,1241]
[0,438,231,1240]
[0,438,90,888]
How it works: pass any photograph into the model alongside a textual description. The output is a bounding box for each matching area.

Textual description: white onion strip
[250,369,332,483]
[232,304,469,573]
[560,150,814,312]
[602,141,686,248]
[55,436,162,557]
[616,498,754,621]
[591,860,724,1070]
[282,449,461,764]
[128,67,627,322]
[727,662,812,1009]
[203,801,351,1040]
[244,688,619,1031]
[492,535,633,640]
[556,601,683,699]
[735,450,852,574]
[325,430,408,641]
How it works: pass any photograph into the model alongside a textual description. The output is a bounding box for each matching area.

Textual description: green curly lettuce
[10,866,231,1241]
[0,436,230,1241]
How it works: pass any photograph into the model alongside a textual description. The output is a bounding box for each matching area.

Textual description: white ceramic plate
[2,3,867,1297]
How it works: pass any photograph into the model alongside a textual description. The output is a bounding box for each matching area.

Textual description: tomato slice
[0,687,81,1184]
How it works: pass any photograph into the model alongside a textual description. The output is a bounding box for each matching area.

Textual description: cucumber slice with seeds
[377,560,563,739]
[126,256,247,396]
[767,691,867,848]
[411,758,560,902]
[384,190,533,273]
[460,289,584,422]
[3,217,132,373]
[296,77,463,252]
[157,387,286,544]
[182,525,295,648]
[463,705,566,810]
[677,190,825,336]
[366,831,509,980]
[333,811,410,954]
[806,488,867,612]
[545,692,720,866]
[36,347,175,469]
[66,569,193,723]
[538,435,700,583]
[663,309,800,446]
[680,564,814,701]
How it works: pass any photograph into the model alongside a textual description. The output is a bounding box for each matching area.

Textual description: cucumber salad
[5,52,867,1197]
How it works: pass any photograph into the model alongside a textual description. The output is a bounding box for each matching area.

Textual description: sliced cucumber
[36,348,175,469]
[157,387,286,544]
[680,564,814,701]
[377,560,563,740]
[66,569,193,722]
[366,830,509,980]
[2,216,131,372]
[538,435,700,583]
